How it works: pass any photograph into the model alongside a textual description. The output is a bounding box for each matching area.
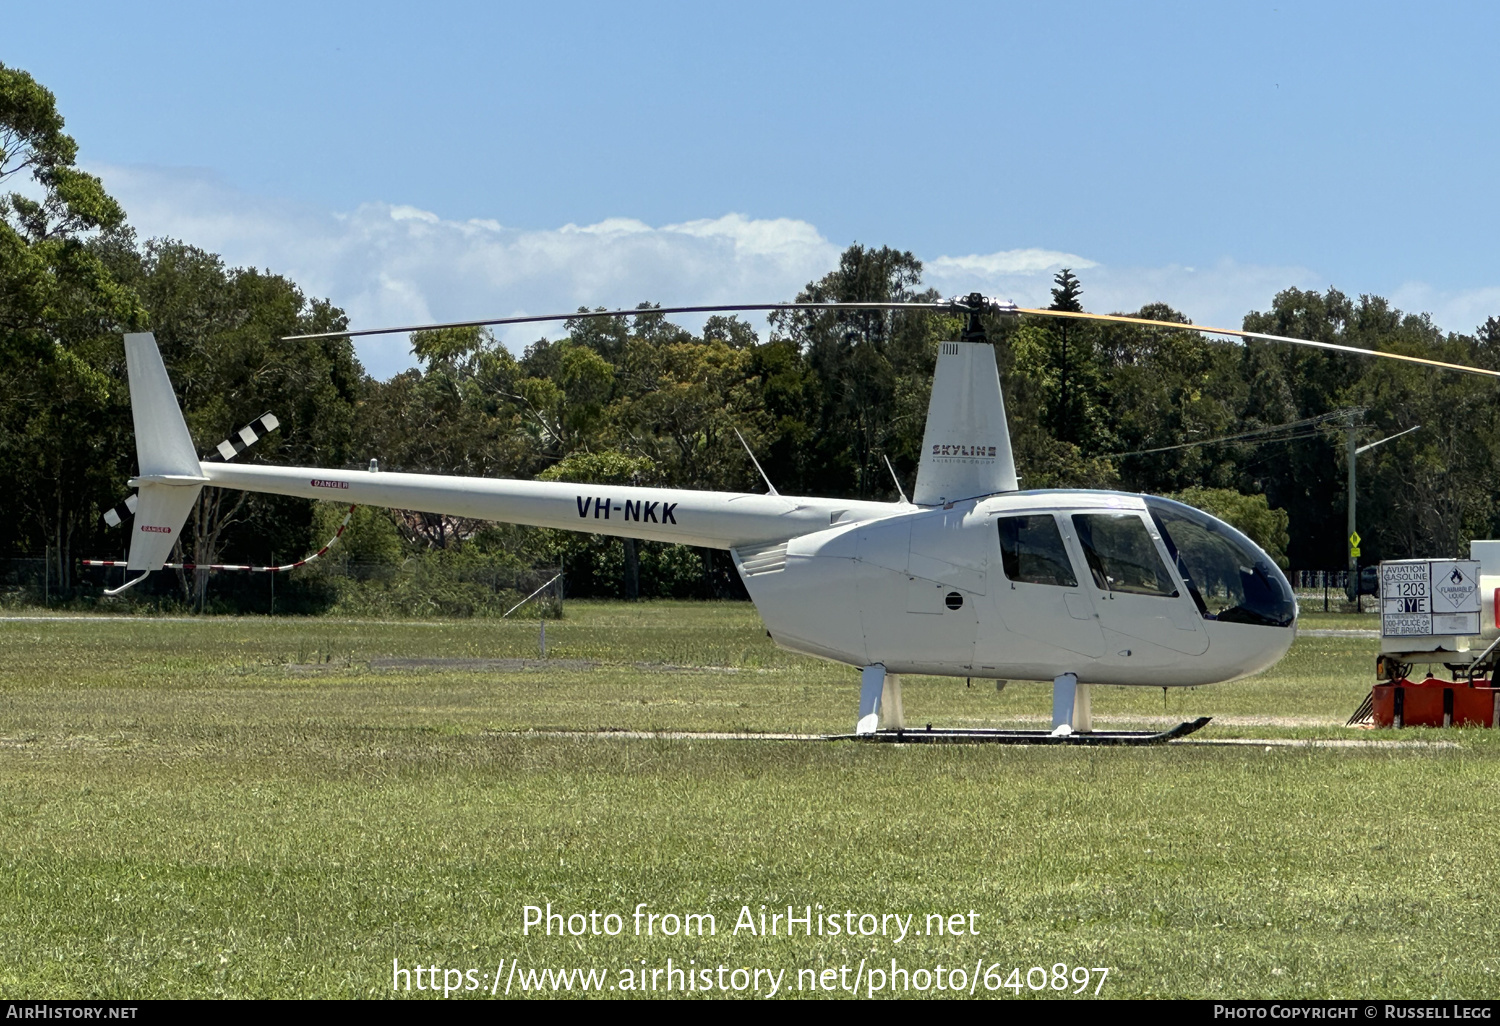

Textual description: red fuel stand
[1370,675,1500,728]
[1357,558,1498,729]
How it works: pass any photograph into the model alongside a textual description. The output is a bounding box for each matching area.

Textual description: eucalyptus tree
[769,245,942,500]
[0,62,143,585]
[100,239,361,605]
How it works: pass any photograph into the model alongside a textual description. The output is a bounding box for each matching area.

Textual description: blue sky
[9,1,1500,375]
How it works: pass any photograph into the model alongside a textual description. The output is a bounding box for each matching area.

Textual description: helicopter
[92,294,1500,742]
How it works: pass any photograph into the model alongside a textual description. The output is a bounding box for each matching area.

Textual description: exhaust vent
[736,540,788,576]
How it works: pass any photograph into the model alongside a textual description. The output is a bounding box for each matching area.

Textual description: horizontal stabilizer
[912,341,1017,505]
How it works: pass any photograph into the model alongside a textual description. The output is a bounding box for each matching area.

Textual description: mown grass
[1,602,1495,999]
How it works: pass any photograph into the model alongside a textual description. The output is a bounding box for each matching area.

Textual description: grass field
[2,601,1496,999]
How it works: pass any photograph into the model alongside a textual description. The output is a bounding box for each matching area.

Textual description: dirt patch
[370,657,598,672]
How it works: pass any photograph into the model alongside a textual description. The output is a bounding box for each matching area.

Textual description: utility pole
[1343,414,1421,606]
[1346,412,1358,604]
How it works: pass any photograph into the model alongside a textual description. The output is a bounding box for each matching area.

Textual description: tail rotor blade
[102,493,139,528]
[208,413,280,462]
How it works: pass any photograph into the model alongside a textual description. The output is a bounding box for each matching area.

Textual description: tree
[1094,303,1243,494]
[502,335,617,464]
[99,239,362,606]
[611,333,767,491]
[577,314,768,598]
[1477,316,1500,368]
[1167,487,1291,568]
[768,245,942,499]
[360,325,534,550]
[0,62,136,349]
[540,450,655,598]
[1343,306,1500,560]
[1050,268,1083,312]
[0,63,144,586]
[1002,320,1118,488]
[1048,268,1085,443]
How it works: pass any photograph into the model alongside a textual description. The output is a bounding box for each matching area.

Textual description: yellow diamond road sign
[1349,531,1361,549]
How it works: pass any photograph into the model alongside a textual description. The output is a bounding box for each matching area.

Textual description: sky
[8,1,1500,377]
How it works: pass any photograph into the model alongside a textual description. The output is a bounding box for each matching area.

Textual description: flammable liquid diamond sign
[1380,559,1481,637]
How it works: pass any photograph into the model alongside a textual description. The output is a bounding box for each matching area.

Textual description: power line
[1106,410,1355,458]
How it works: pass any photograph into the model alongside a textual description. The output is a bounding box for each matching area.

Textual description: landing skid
[828,716,1212,746]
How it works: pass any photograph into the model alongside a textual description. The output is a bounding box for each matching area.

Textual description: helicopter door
[984,513,1105,660]
[1069,512,1208,656]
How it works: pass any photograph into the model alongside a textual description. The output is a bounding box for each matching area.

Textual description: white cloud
[1389,282,1500,336]
[928,248,1096,279]
[1084,260,1327,330]
[96,165,842,377]
[102,163,1495,383]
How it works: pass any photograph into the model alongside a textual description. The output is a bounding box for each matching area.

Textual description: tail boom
[201,462,900,549]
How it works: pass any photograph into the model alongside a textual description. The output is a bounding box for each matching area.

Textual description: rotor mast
[959,292,992,344]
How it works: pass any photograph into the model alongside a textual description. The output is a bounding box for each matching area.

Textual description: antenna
[882,454,910,504]
[734,428,779,495]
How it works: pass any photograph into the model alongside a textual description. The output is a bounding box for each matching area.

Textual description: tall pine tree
[1049,268,1084,442]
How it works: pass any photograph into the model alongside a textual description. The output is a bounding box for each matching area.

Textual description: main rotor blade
[282,296,1500,380]
[1019,308,1500,380]
[280,301,962,341]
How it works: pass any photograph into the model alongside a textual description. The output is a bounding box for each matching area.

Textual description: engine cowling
[733,507,989,674]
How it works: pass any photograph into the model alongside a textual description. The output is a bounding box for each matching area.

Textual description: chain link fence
[1292,569,1377,612]
[1,557,565,617]
[4,555,1374,616]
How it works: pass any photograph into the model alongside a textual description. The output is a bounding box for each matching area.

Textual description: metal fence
[1291,569,1372,612]
[1,557,565,616]
[1294,570,1353,592]
[2,554,1370,614]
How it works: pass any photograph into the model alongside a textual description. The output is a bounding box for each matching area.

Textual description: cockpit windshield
[1144,496,1297,628]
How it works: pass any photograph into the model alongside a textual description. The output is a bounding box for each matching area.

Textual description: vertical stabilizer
[125,332,201,479]
[121,332,204,573]
[912,341,1017,505]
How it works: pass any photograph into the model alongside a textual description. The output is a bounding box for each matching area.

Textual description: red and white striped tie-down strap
[85,506,356,573]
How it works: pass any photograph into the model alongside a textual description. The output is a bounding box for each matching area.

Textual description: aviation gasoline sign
[1380,559,1481,637]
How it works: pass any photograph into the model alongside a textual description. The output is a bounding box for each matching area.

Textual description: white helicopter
[93,295,1500,742]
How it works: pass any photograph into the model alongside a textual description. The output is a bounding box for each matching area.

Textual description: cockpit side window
[997,514,1078,587]
[1070,513,1179,597]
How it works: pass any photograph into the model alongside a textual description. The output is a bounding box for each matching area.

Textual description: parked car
[1359,565,1380,596]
